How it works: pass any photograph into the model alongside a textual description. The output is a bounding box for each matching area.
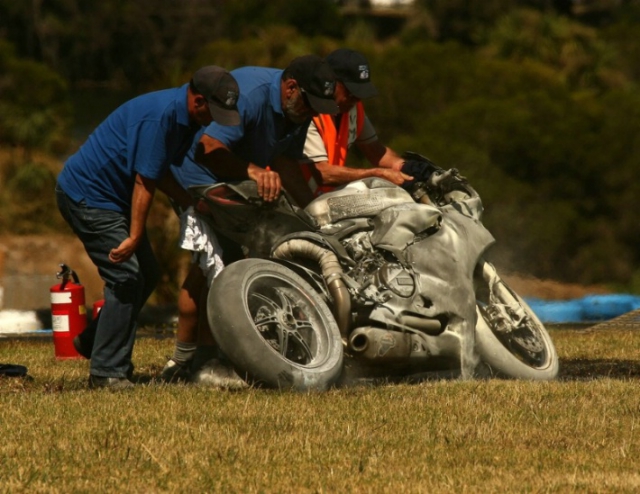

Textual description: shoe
[88,375,134,390]
[126,363,134,381]
[160,358,192,383]
[0,364,28,377]
[191,358,248,389]
[73,335,91,359]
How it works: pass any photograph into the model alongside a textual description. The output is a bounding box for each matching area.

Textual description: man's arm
[304,118,409,187]
[314,160,412,187]
[357,140,405,171]
[195,134,282,202]
[109,173,155,263]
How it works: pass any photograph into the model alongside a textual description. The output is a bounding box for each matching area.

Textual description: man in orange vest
[302,48,439,195]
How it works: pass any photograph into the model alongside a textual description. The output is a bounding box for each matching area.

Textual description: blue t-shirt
[171,67,309,190]
[170,127,219,190]
[58,84,198,212]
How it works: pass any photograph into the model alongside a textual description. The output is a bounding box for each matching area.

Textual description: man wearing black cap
[160,55,338,386]
[191,54,338,207]
[56,66,240,389]
[302,48,416,195]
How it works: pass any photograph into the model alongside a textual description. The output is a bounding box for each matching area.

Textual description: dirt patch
[501,273,610,300]
[0,234,610,310]
[0,234,103,310]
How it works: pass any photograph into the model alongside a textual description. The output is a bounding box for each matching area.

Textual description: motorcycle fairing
[368,206,494,333]
[361,207,494,375]
[369,202,442,254]
[305,178,414,227]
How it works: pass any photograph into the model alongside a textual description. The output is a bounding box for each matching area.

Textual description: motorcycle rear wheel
[475,263,559,380]
[207,259,344,391]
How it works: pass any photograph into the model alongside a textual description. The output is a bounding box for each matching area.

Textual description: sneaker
[160,358,192,383]
[191,358,248,390]
[88,375,134,390]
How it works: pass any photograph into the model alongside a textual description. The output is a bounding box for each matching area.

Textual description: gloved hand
[400,160,443,191]
[401,160,442,182]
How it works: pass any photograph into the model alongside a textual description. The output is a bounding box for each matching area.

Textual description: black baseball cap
[325,49,378,100]
[285,55,338,114]
[191,66,241,126]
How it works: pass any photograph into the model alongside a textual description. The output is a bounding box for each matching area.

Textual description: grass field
[2,326,640,493]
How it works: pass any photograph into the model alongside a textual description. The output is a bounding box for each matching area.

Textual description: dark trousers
[56,185,159,378]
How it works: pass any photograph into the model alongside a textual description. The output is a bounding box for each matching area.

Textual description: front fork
[476,259,527,334]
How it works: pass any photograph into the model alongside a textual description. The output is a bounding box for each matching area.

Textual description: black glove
[400,160,443,190]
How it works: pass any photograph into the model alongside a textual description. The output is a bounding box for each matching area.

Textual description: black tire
[207,259,343,391]
[475,266,559,380]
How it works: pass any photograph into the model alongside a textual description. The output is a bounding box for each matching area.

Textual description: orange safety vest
[301,103,366,196]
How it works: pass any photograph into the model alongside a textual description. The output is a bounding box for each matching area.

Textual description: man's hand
[109,237,139,263]
[374,168,413,186]
[115,173,155,264]
[247,164,281,202]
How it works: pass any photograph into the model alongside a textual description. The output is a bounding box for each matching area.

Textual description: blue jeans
[56,185,159,378]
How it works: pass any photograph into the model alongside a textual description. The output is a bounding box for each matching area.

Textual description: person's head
[188,66,240,126]
[325,48,378,113]
[281,55,338,124]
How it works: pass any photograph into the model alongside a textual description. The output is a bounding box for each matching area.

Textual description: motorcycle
[189,155,559,390]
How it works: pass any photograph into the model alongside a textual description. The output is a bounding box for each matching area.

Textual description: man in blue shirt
[162,55,338,385]
[56,66,240,389]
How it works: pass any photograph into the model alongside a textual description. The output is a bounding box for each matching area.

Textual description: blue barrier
[525,294,640,323]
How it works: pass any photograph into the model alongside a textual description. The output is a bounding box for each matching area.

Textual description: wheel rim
[477,285,553,370]
[480,304,549,369]
[245,274,331,367]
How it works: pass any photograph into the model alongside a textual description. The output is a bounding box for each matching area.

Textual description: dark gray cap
[325,49,378,100]
[191,66,241,126]
[286,55,339,114]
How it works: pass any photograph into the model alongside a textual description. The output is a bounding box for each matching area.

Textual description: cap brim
[209,103,241,126]
[344,81,378,100]
[306,93,339,115]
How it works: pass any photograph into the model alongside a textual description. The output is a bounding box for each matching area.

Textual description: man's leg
[161,262,205,381]
[190,265,248,390]
[56,187,155,385]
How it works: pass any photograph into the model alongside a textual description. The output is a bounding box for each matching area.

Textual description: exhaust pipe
[348,327,412,361]
[272,239,351,338]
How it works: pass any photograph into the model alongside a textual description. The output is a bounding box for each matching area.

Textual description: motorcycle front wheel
[207,259,344,391]
[474,261,559,380]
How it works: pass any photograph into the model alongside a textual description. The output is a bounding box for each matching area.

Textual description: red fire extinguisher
[50,264,87,360]
[92,298,105,320]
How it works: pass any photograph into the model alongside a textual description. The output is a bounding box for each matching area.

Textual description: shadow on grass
[339,356,640,387]
[558,358,640,381]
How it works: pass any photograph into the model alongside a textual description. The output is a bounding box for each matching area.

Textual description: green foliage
[414,0,526,44]
[363,38,640,284]
[0,39,71,157]
[484,8,629,91]
[1,1,639,289]
[192,26,341,74]
[0,160,62,234]
[222,0,344,39]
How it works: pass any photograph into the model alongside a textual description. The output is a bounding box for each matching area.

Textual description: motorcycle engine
[342,232,416,302]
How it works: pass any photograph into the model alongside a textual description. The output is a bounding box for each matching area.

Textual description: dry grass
[2,327,640,493]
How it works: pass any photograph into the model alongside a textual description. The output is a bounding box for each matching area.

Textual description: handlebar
[411,168,478,207]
